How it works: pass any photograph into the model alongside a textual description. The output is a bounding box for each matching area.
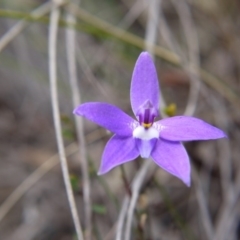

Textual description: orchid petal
[151,139,191,186]
[98,135,139,174]
[157,116,226,141]
[135,138,158,158]
[130,52,160,116]
[74,102,136,136]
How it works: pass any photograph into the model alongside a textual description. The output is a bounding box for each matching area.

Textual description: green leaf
[70,174,79,192]
[92,204,106,215]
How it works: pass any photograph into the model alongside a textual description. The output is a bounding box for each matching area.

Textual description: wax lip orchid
[73,52,226,186]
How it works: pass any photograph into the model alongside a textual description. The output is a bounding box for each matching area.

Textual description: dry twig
[48,2,84,239]
[65,7,92,239]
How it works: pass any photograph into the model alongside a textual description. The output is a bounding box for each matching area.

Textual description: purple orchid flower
[73,52,226,186]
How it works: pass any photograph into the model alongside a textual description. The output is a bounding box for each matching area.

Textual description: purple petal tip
[97,170,104,176]
[98,166,110,175]
[138,52,154,64]
[73,106,82,116]
[184,179,191,187]
[139,51,151,57]
[223,133,228,138]
[179,173,191,187]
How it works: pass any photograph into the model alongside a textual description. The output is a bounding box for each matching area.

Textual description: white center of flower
[133,125,159,140]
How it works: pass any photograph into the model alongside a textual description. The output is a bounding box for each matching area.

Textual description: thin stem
[65,9,92,239]
[124,160,152,240]
[48,2,84,240]
[115,198,130,240]
[120,166,132,197]
[144,0,160,54]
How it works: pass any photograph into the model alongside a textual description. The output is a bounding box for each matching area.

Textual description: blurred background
[0,0,239,239]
